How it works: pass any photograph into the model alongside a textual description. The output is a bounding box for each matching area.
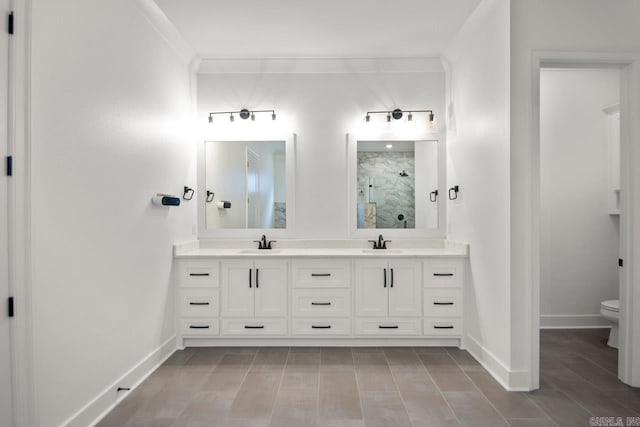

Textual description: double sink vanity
[173,237,468,348]
[179,133,465,348]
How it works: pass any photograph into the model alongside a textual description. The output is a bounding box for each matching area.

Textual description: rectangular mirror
[204,140,287,229]
[349,135,442,236]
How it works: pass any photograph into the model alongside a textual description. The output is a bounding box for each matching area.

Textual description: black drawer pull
[433,302,454,305]
[311,302,331,306]
[312,325,331,329]
[189,325,209,329]
[379,325,399,329]
[189,273,210,277]
[256,268,259,288]
[390,268,394,288]
[434,325,454,329]
[311,273,331,277]
[249,269,252,288]
[383,268,387,288]
[244,325,265,329]
[433,273,454,277]
[189,302,210,306]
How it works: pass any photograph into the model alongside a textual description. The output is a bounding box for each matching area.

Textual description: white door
[246,149,261,228]
[388,260,422,317]
[221,260,255,317]
[254,260,287,317]
[0,2,14,424]
[355,260,389,317]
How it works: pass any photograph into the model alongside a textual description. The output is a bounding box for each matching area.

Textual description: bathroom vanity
[173,240,467,348]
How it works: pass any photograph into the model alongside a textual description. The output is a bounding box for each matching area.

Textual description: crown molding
[135,0,197,64]
[197,57,445,74]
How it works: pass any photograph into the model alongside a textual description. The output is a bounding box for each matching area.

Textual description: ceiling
[153,0,482,58]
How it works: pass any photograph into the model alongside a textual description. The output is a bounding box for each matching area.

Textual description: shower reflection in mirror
[356,140,438,230]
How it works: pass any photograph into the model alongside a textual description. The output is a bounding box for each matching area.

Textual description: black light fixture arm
[365,108,435,123]
[208,108,276,123]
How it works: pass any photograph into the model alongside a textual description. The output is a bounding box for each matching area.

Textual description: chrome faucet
[254,234,276,250]
[369,234,391,250]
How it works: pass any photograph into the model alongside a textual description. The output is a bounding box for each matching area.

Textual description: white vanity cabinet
[220,259,288,336]
[355,259,422,335]
[423,259,465,337]
[291,259,352,336]
[176,260,220,337]
[174,245,468,347]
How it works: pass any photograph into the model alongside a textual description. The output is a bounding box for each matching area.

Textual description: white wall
[510,0,640,387]
[540,69,620,328]
[29,0,195,425]
[197,65,446,238]
[442,0,512,386]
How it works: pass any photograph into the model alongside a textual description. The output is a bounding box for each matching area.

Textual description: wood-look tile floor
[98,330,640,427]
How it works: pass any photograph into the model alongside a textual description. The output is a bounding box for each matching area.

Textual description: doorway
[533,54,639,389]
[1,0,15,425]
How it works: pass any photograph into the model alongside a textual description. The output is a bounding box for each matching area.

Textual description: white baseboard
[540,314,612,329]
[61,336,176,427]
[464,334,531,391]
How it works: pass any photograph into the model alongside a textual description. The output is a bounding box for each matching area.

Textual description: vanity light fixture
[208,108,277,123]
[365,108,436,128]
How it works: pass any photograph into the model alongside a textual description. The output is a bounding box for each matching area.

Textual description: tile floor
[98,330,640,426]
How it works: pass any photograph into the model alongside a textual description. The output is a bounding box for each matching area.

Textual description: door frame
[531,51,640,387]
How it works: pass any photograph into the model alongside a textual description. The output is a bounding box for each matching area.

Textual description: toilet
[600,299,619,349]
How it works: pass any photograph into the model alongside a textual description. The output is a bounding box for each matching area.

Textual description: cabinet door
[254,260,288,317]
[355,260,389,317]
[388,260,422,317]
[221,260,255,317]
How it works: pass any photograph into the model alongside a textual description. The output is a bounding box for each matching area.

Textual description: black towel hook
[429,189,439,203]
[182,186,194,201]
[206,190,215,203]
[448,185,459,200]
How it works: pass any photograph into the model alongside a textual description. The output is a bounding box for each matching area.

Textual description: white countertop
[174,240,468,259]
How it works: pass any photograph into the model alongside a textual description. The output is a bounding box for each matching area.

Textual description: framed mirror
[198,135,296,238]
[348,134,445,238]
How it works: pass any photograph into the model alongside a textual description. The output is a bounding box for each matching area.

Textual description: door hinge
[6,156,13,176]
[8,297,14,317]
[619,258,623,267]
[8,11,14,35]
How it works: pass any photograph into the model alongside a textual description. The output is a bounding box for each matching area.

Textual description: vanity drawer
[423,289,462,317]
[292,289,351,317]
[424,260,464,288]
[355,318,421,336]
[423,318,462,336]
[178,261,219,288]
[221,318,287,336]
[180,289,219,317]
[292,259,351,288]
[292,318,351,336]
[181,319,219,337]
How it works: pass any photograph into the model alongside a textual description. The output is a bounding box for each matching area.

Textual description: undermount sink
[238,249,282,254]
[361,249,404,254]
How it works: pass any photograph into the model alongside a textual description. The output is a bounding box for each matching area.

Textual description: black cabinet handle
[189,302,210,306]
[189,273,210,277]
[379,325,399,329]
[189,325,209,329]
[433,273,454,277]
[383,268,387,288]
[249,269,252,288]
[433,302,454,306]
[311,302,331,306]
[244,325,264,329]
[390,268,394,288]
[256,268,259,288]
[434,325,454,329]
[311,273,331,277]
[312,325,331,329]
